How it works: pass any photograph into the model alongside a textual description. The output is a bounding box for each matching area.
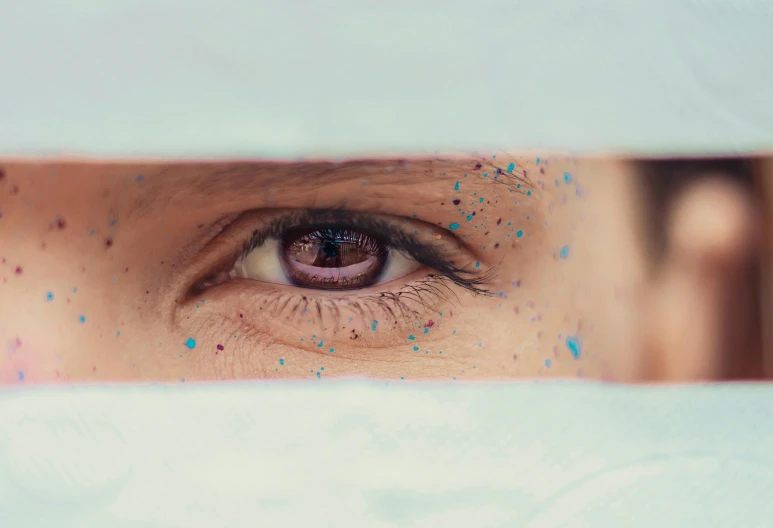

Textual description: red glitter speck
[56,218,67,229]
[424,320,435,328]
[217,344,224,351]
[14,266,22,275]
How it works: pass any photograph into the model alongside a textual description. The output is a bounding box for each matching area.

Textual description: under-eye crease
[183,209,498,329]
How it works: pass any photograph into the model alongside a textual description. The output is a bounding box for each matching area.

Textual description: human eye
[177,208,495,337]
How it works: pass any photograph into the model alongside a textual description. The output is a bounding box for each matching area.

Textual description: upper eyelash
[234,209,495,295]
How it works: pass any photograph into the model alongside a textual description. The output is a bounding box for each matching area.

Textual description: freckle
[92,366,97,372]
[41,241,46,250]
[0,167,5,180]
[105,237,113,248]
[56,217,67,229]
[514,305,520,314]
[12,185,19,194]
[14,266,22,275]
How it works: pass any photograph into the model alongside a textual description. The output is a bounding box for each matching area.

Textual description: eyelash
[193,209,498,326]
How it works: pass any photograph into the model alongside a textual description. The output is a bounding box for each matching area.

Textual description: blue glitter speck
[566,336,582,359]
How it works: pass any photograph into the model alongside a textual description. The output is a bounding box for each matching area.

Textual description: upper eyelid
[240,209,482,263]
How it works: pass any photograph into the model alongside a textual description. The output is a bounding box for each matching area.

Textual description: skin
[0,154,763,384]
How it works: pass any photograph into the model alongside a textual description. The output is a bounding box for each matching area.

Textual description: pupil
[321,240,339,259]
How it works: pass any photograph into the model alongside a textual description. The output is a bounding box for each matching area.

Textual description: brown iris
[279,228,389,290]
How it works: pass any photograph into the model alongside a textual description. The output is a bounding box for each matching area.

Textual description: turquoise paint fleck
[17,371,24,381]
[184,337,196,349]
[475,261,480,268]
[449,222,460,230]
[408,334,415,340]
[454,182,460,191]
[566,336,582,359]
[317,341,324,347]
[536,157,541,164]
[413,346,419,351]
[466,213,473,221]
[116,331,120,336]
[516,230,523,238]
[507,162,515,173]
[329,348,335,353]
[560,245,570,259]
[479,198,484,203]
[79,315,86,324]
[46,291,54,301]
[545,359,551,367]
[424,327,429,334]
[564,172,572,183]
[371,320,378,331]
[280,358,285,365]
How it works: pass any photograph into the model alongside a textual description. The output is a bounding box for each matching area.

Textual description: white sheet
[1,381,772,527]
[0,0,772,157]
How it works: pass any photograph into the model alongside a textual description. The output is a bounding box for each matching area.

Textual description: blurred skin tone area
[0,154,766,384]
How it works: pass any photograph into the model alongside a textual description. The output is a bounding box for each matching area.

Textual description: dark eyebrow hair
[127,155,532,221]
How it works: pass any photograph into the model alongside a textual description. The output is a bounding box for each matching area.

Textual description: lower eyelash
[249,272,496,330]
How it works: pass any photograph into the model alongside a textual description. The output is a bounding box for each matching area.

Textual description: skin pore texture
[0,154,747,384]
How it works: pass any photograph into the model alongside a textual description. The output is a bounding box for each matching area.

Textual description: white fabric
[1,381,772,527]
[0,0,772,157]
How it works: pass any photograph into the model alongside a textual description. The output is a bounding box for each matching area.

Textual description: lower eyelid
[178,268,472,335]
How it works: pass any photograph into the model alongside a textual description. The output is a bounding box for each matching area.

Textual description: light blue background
[1,381,772,527]
[1,0,772,158]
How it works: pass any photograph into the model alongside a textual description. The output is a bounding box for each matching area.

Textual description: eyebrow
[128,156,532,220]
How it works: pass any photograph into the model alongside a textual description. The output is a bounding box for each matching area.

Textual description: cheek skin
[0,157,647,383]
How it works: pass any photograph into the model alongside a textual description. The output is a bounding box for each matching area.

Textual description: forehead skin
[0,156,645,383]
